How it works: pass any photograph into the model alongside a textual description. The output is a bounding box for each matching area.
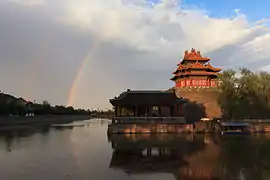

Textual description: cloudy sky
[0,0,269,109]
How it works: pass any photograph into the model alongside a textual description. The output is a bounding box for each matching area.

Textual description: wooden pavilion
[109,89,187,124]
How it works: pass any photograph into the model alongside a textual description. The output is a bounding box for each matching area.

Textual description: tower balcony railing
[111,116,186,124]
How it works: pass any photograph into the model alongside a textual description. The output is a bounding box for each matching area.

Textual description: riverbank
[0,115,92,127]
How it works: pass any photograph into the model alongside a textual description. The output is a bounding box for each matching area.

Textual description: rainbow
[67,38,103,107]
[66,53,89,107]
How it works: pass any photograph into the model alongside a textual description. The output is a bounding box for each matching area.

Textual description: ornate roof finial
[197,50,201,55]
[185,50,188,54]
[191,48,195,52]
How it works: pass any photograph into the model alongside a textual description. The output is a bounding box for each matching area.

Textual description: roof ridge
[128,90,172,93]
[110,90,174,102]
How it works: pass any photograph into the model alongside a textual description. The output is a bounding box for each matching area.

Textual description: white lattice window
[181,81,185,86]
[202,80,206,85]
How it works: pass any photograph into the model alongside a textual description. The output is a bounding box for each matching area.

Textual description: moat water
[1,119,270,180]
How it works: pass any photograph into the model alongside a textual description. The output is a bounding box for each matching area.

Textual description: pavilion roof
[173,62,221,74]
[180,71,218,76]
[171,71,219,79]
[181,48,210,62]
[205,63,222,71]
[109,90,186,106]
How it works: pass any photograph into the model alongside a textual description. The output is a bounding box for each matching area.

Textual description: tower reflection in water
[108,134,219,179]
[108,134,265,180]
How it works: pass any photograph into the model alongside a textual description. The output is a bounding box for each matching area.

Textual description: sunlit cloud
[1,0,270,108]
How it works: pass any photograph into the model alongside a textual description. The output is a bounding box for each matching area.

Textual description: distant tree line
[218,68,270,119]
[91,109,114,118]
[0,93,91,116]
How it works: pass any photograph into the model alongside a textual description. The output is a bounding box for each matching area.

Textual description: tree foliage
[218,68,270,119]
[0,93,91,116]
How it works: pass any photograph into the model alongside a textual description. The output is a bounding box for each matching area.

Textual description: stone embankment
[194,120,270,134]
[108,120,270,134]
[108,124,193,134]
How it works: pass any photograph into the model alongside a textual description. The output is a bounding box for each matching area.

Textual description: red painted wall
[175,79,217,87]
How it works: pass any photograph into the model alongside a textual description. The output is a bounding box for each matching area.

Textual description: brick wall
[175,88,222,119]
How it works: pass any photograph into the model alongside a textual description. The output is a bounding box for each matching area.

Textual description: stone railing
[112,116,186,124]
[220,119,270,124]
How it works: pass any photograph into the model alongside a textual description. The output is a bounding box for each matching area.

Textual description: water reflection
[108,133,270,180]
[0,120,270,180]
[108,134,212,179]
[0,124,74,153]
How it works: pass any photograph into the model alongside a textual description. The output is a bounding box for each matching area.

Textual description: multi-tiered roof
[171,48,222,87]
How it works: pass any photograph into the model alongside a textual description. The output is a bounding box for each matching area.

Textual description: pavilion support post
[174,104,177,116]
[118,107,122,117]
[133,106,136,117]
[176,104,179,116]
[112,106,117,124]
[147,148,152,156]
[159,149,162,156]
[135,105,138,117]
[115,106,118,117]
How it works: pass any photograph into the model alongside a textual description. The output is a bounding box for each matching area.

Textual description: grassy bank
[0,115,92,126]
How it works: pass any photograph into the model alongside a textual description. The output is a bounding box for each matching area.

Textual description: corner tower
[171,48,221,88]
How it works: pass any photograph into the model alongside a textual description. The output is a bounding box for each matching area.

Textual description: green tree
[218,68,270,119]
